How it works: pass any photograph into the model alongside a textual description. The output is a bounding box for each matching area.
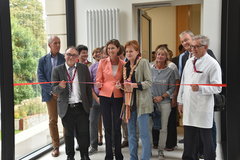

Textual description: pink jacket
[96,57,126,98]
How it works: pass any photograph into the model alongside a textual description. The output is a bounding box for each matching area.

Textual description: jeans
[89,98,101,149]
[128,110,151,160]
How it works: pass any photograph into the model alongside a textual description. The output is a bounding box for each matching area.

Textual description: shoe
[121,141,128,148]
[67,158,75,160]
[158,150,165,160]
[112,147,115,156]
[178,139,184,143]
[76,144,80,151]
[88,147,98,155]
[153,145,158,149]
[81,155,91,160]
[51,147,59,157]
[166,147,174,151]
[98,136,103,146]
[199,154,204,159]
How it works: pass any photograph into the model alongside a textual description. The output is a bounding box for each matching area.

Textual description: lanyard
[66,67,77,92]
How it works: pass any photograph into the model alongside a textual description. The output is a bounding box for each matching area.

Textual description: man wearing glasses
[51,46,92,160]
[37,36,65,157]
[177,35,222,160]
[179,30,216,78]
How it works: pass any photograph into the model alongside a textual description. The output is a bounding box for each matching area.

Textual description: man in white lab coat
[177,35,222,160]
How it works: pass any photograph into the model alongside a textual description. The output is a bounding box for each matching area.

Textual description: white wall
[45,0,67,54]
[75,0,222,142]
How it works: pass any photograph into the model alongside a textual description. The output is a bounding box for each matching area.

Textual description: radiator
[86,8,119,62]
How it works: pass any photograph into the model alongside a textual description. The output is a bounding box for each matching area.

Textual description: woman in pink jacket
[95,39,125,160]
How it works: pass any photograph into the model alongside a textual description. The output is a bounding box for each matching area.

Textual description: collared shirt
[178,51,186,77]
[89,62,99,95]
[177,53,222,128]
[65,63,82,104]
[50,52,59,69]
[149,61,155,68]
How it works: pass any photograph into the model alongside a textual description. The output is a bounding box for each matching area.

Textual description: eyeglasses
[190,45,204,49]
[66,53,78,58]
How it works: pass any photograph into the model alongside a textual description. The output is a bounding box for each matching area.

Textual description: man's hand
[95,82,102,88]
[178,105,183,114]
[190,84,199,92]
[51,91,59,100]
[96,97,100,105]
[59,80,66,88]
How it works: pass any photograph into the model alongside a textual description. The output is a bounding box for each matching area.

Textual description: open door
[138,9,152,61]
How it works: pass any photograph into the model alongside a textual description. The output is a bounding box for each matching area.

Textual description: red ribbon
[13,81,227,87]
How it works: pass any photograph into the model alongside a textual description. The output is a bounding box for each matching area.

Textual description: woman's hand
[115,80,122,90]
[95,82,102,88]
[171,97,177,108]
[153,96,163,104]
[124,82,133,90]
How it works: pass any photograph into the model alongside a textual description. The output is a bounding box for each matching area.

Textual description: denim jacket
[150,104,161,130]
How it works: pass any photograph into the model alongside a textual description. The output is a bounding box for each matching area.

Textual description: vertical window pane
[9,0,64,159]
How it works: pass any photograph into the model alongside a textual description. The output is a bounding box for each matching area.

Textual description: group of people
[37,29,222,160]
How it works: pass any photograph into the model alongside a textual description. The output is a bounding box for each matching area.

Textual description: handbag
[214,93,226,111]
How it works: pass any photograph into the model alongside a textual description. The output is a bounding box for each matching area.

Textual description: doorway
[138,4,201,60]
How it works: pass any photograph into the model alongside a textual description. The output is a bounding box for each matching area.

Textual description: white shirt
[65,63,82,104]
[149,61,155,68]
[168,62,179,99]
[112,65,118,77]
[177,53,222,128]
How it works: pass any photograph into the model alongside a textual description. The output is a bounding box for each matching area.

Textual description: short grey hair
[48,35,60,44]
[192,35,210,46]
[179,30,194,38]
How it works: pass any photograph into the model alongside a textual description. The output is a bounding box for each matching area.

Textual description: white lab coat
[177,53,222,128]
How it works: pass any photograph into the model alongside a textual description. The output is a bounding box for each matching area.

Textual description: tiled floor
[37,127,224,160]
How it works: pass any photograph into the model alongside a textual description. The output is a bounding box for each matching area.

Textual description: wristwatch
[161,95,165,100]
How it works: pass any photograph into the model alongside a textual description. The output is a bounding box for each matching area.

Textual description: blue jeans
[127,110,151,160]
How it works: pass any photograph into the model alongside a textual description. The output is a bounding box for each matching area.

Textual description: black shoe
[81,155,91,160]
[76,145,80,151]
[178,139,184,143]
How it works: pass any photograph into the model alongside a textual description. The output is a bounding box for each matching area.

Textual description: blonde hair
[92,47,101,59]
[154,47,170,68]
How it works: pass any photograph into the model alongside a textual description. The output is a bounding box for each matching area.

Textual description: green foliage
[14,97,47,118]
[14,80,35,105]
[10,0,47,49]
[10,0,47,104]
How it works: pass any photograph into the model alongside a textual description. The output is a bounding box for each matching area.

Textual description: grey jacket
[134,58,153,117]
[51,63,92,118]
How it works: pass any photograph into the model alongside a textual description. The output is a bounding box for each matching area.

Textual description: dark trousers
[152,128,159,146]
[183,126,215,160]
[62,103,89,159]
[166,107,177,148]
[199,119,217,154]
[100,95,123,160]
